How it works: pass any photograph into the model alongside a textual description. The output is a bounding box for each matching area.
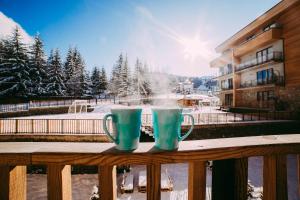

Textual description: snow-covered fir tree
[119,55,130,97]
[0,27,32,98]
[64,47,75,96]
[73,48,86,97]
[109,53,123,96]
[81,70,93,97]
[46,49,66,96]
[132,58,151,97]
[99,67,108,94]
[91,66,101,97]
[28,34,48,96]
[63,47,87,97]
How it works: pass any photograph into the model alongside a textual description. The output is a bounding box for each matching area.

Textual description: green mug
[103,108,142,151]
[152,108,194,150]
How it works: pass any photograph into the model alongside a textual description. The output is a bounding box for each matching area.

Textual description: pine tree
[132,59,151,97]
[73,48,86,97]
[91,66,101,97]
[64,47,75,96]
[28,34,48,96]
[0,27,32,98]
[46,49,66,96]
[99,67,108,94]
[81,70,93,97]
[119,55,130,97]
[109,53,123,96]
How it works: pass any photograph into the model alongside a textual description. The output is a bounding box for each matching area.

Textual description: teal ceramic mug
[152,108,194,150]
[103,108,142,151]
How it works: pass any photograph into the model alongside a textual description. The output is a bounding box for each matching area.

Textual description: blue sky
[0,0,280,76]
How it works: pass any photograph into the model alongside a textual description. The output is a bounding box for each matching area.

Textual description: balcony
[235,51,283,72]
[234,27,282,57]
[239,75,285,89]
[220,85,233,91]
[0,135,300,199]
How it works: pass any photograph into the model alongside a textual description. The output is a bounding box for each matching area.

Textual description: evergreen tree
[119,55,130,97]
[81,70,93,97]
[28,34,48,96]
[109,53,123,96]
[63,47,86,97]
[64,47,75,96]
[46,49,66,96]
[73,48,86,97]
[132,58,151,96]
[0,27,32,98]
[91,66,101,97]
[99,67,108,93]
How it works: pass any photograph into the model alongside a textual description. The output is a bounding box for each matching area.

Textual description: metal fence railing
[0,98,117,113]
[0,112,295,135]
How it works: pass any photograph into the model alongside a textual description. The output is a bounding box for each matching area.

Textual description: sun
[181,35,212,62]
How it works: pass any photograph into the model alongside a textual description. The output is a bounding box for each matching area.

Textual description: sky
[0,0,280,77]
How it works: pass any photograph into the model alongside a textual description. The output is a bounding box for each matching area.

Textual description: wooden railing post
[98,165,117,200]
[47,164,72,200]
[212,158,248,200]
[263,155,287,200]
[147,163,161,200]
[0,165,26,200]
[188,161,206,200]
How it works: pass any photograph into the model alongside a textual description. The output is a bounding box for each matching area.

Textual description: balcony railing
[215,70,233,78]
[220,85,233,91]
[235,51,283,72]
[0,111,295,135]
[239,76,284,88]
[0,134,300,199]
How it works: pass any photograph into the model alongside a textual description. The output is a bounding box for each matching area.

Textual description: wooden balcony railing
[0,134,300,200]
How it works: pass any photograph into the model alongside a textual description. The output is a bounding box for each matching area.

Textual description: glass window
[228,78,233,89]
[267,68,273,83]
[257,71,262,85]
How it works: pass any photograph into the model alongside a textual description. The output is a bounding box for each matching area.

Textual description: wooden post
[47,164,72,200]
[47,119,50,134]
[188,161,206,200]
[298,155,300,197]
[263,155,287,200]
[212,158,248,200]
[147,164,161,200]
[0,165,27,200]
[98,165,117,200]
[15,119,18,134]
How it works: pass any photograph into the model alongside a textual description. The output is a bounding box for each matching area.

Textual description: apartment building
[210,0,300,111]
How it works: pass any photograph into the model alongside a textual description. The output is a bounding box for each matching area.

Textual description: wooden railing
[0,134,300,199]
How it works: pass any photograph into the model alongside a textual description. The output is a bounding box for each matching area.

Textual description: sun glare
[182,35,212,62]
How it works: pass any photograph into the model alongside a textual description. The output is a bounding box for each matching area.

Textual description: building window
[228,78,233,89]
[256,47,273,64]
[257,68,273,85]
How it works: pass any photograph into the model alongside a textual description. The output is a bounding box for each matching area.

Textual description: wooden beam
[298,155,300,197]
[188,161,206,200]
[147,163,161,200]
[263,155,287,200]
[98,165,117,200]
[47,164,72,200]
[212,158,248,200]
[0,165,27,200]
[234,158,248,200]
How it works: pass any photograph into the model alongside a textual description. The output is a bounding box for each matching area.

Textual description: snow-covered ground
[15,104,224,119]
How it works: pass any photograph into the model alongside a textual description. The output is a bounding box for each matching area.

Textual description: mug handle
[179,114,194,141]
[103,114,116,143]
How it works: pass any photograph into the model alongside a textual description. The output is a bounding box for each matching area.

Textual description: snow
[0,12,33,44]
